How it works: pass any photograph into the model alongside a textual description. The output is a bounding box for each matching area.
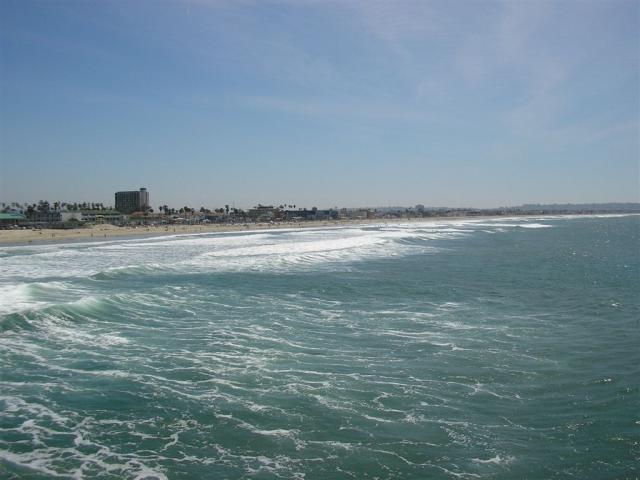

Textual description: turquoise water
[1,215,638,479]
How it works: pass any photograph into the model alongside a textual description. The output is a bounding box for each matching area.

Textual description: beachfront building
[283,208,339,221]
[61,210,124,224]
[248,205,278,222]
[128,211,171,225]
[29,210,63,224]
[115,188,150,214]
[339,208,371,220]
[0,212,27,228]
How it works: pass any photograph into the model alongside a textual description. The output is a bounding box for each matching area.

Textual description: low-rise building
[29,211,62,224]
[0,212,27,228]
[248,205,278,222]
[61,210,124,224]
[283,208,339,221]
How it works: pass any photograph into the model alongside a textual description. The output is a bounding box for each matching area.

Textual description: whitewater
[1,215,638,479]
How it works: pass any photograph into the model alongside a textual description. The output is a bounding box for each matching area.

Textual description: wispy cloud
[2,0,637,205]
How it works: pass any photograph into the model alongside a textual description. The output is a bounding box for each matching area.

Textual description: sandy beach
[0,219,406,245]
[1,214,616,246]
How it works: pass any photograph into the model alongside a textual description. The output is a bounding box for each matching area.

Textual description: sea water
[1,215,638,479]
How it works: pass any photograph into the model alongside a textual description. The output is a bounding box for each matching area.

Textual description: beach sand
[0,219,403,245]
[0,214,567,245]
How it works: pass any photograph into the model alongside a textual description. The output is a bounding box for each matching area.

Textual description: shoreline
[0,218,403,246]
[0,213,635,247]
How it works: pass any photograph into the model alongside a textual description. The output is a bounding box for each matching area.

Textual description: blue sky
[1,0,638,209]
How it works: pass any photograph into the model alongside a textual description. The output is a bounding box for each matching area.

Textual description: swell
[90,263,178,280]
[0,216,637,480]
[87,229,441,278]
[0,290,171,333]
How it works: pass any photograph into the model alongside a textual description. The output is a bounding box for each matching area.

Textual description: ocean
[1,215,638,479]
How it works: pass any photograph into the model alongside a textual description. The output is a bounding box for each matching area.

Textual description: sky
[0,0,638,209]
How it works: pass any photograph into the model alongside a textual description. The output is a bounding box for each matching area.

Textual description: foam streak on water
[1,216,639,479]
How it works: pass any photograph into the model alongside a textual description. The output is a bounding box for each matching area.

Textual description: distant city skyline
[1,0,638,209]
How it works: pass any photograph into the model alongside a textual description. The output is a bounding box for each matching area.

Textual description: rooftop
[0,212,26,220]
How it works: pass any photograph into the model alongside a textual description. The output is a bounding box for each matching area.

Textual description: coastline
[0,218,403,246]
[0,213,634,247]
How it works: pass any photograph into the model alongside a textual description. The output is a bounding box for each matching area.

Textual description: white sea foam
[177,229,426,272]
[519,223,553,229]
[472,454,515,465]
[0,445,169,480]
[252,428,299,437]
[0,218,564,284]
[0,281,85,315]
[0,214,634,479]
[0,283,46,314]
[1,396,70,424]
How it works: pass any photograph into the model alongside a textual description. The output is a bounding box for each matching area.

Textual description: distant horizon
[1,1,638,207]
